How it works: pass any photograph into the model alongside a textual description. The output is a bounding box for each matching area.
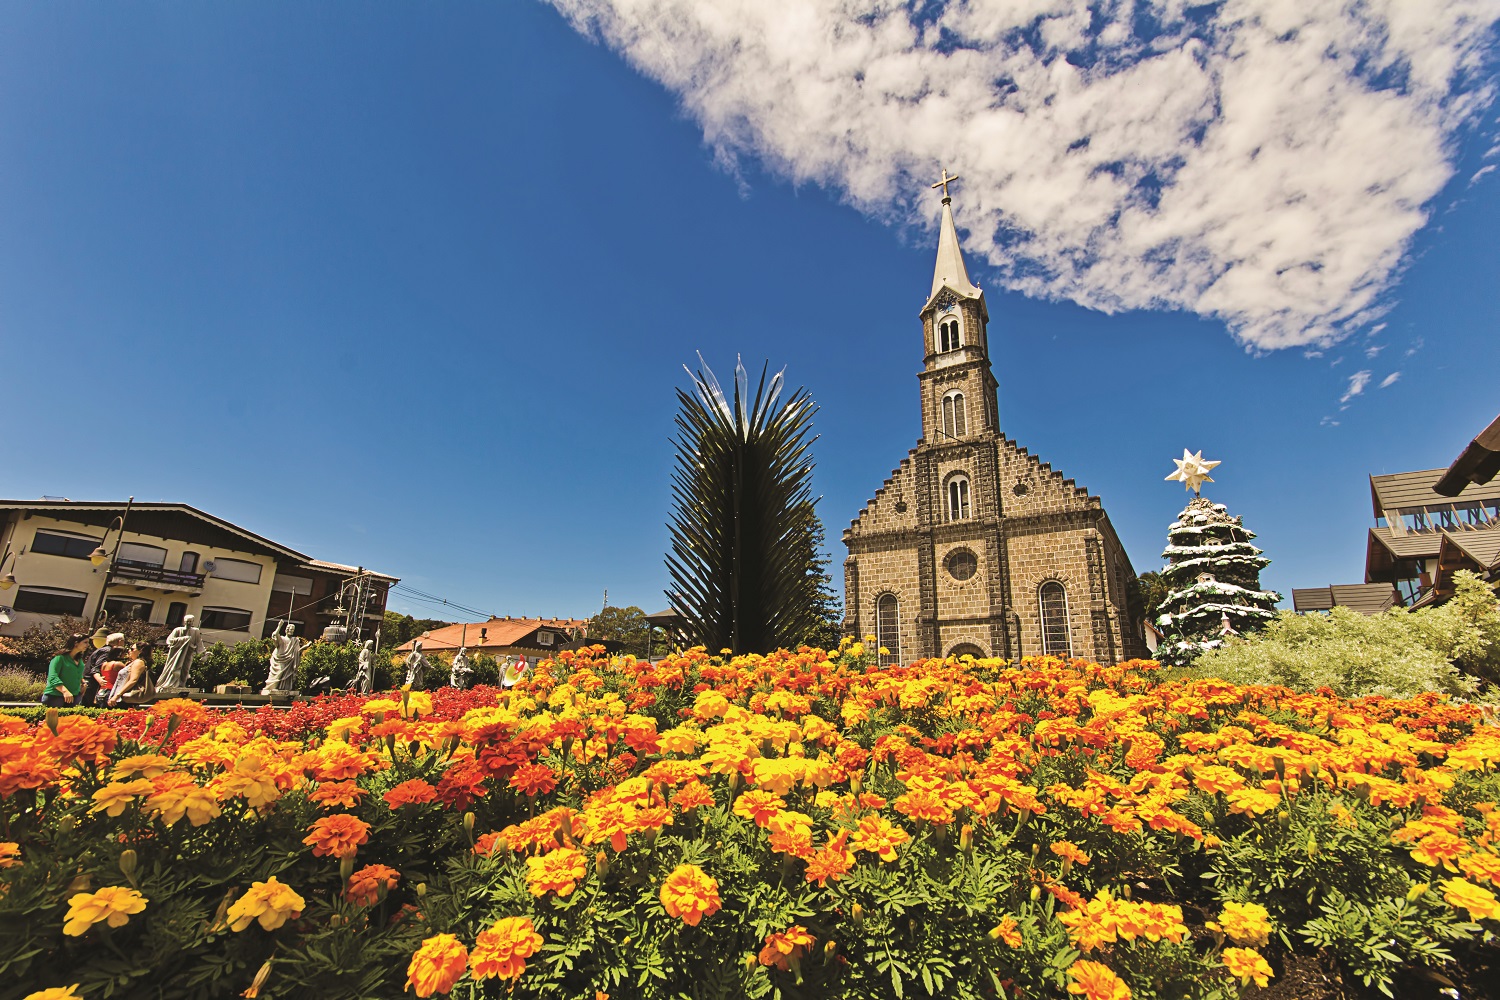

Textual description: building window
[117,542,167,566]
[166,602,188,627]
[104,597,154,621]
[942,391,967,439]
[30,530,101,560]
[13,586,89,616]
[946,548,978,581]
[938,317,962,352]
[209,558,263,585]
[947,643,985,659]
[946,475,971,521]
[1039,582,1072,657]
[271,574,315,596]
[200,606,253,631]
[179,552,200,574]
[876,594,900,666]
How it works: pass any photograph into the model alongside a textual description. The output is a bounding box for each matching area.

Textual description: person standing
[108,641,157,706]
[83,632,126,705]
[42,633,90,708]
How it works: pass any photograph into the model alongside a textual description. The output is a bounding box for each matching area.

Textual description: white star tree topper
[1166,449,1222,495]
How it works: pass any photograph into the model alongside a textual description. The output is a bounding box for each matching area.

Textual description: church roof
[925,198,982,310]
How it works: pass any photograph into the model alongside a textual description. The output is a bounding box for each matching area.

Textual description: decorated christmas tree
[1154,450,1281,665]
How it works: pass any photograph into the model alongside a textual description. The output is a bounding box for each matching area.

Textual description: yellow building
[1,499,312,645]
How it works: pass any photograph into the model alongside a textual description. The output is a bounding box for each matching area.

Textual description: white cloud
[1365,343,1385,358]
[1380,371,1402,387]
[549,0,1500,349]
[1321,415,1342,427]
[1341,369,1373,402]
[1471,163,1498,184]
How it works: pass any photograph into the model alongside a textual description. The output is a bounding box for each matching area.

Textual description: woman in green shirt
[42,633,90,708]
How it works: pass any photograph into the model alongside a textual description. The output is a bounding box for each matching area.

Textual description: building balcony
[112,559,207,594]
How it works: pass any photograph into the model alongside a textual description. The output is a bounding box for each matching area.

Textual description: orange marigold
[525,847,588,897]
[757,924,815,971]
[345,864,400,907]
[850,815,909,862]
[1067,959,1131,1000]
[989,915,1023,948]
[671,780,715,813]
[509,763,558,798]
[659,863,721,926]
[1050,840,1091,866]
[733,790,785,828]
[470,915,544,982]
[384,779,438,809]
[0,842,20,868]
[309,781,367,809]
[405,933,468,997]
[1409,832,1472,871]
[302,814,370,859]
[804,831,856,887]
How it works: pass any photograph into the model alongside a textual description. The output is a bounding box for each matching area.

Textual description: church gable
[847,447,922,538]
[995,436,1100,517]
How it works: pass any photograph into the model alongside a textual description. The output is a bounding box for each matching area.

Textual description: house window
[200,606,253,631]
[166,602,188,627]
[179,552,200,574]
[14,586,89,616]
[946,548,978,581]
[104,596,154,621]
[876,594,900,666]
[271,574,314,596]
[938,317,962,352]
[117,542,167,566]
[210,558,263,585]
[942,391,967,439]
[1039,582,1072,657]
[30,530,101,560]
[946,476,971,521]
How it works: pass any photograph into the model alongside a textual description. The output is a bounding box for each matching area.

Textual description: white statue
[263,621,308,695]
[403,640,428,689]
[353,639,375,694]
[156,615,204,689]
[449,646,472,689]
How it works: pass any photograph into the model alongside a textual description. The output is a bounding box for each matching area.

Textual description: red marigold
[384,779,438,809]
[509,763,558,798]
[302,814,371,859]
[309,781,367,809]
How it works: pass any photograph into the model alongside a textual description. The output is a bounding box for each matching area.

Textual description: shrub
[0,667,43,702]
[1194,571,1500,698]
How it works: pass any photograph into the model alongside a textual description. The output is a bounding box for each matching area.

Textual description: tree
[799,505,844,650]
[1127,571,1170,634]
[587,606,650,657]
[666,357,823,655]
[1194,571,1500,698]
[379,611,449,652]
[1154,496,1280,665]
[10,615,167,670]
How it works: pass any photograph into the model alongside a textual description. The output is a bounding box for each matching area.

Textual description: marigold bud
[1029,886,1041,902]
[340,855,355,882]
[416,882,427,898]
[119,849,138,880]
[596,851,610,876]
[463,812,476,836]
[243,959,273,999]
[851,903,864,923]
[959,824,973,852]
[823,940,837,958]
[45,707,59,735]
[1407,882,1429,902]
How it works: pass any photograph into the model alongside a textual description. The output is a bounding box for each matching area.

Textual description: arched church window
[947,643,985,659]
[942,391,967,439]
[939,318,962,352]
[876,594,900,666]
[946,475,971,521]
[1039,581,1072,657]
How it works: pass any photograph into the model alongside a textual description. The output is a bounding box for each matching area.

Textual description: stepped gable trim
[847,443,922,535]
[998,435,1098,507]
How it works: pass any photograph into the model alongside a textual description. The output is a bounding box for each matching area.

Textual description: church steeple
[926,169,981,308]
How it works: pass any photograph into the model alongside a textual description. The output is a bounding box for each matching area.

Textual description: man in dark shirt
[83,632,126,705]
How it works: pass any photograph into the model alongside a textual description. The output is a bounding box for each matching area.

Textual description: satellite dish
[0,607,13,625]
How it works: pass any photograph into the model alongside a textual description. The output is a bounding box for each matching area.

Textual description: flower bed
[2,646,1499,999]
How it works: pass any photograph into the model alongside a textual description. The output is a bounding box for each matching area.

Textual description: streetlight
[88,496,135,632]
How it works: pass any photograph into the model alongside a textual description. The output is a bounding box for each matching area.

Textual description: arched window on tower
[876,594,900,666]
[942,391,967,439]
[1039,581,1072,657]
[946,475,971,521]
[938,317,962,353]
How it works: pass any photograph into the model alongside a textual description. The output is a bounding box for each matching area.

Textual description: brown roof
[1292,584,1398,615]
[1370,469,1500,518]
[1367,525,1441,560]
[1436,413,1500,496]
[0,499,308,560]
[394,617,589,654]
[1443,527,1500,570]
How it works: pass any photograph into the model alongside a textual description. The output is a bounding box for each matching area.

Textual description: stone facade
[843,196,1147,665]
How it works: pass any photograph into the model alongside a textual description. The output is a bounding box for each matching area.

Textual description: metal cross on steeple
[931,168,961,202]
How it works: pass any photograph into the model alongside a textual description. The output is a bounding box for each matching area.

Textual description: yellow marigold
[1440,877,1500,922]
[146,777,222,827]
[0,841,20,868]
[405,933,468,997]
[470,916,543,982]
[525,847,588,897]
[21,987,83,1000]
[1050,840,1091,865]
[1066,959,1131,1000]
[90,779,154,817]
[110,753,174,779]
[850,815,910,862]
[1225,787,1279,816]
[227,877,305,932]
[1211,901,1271,947]
[1222,947,1274,987]
[1459,851,1500,887]
[62,886,147,936]
[400,691,433,720]
[1191,765,1245,795]
[302,814,371,859]
[659,863,721,926]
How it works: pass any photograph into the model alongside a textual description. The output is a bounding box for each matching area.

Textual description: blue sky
[1,1,1497,622]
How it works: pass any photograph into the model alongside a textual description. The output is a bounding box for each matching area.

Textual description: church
[842,178,1147,665]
